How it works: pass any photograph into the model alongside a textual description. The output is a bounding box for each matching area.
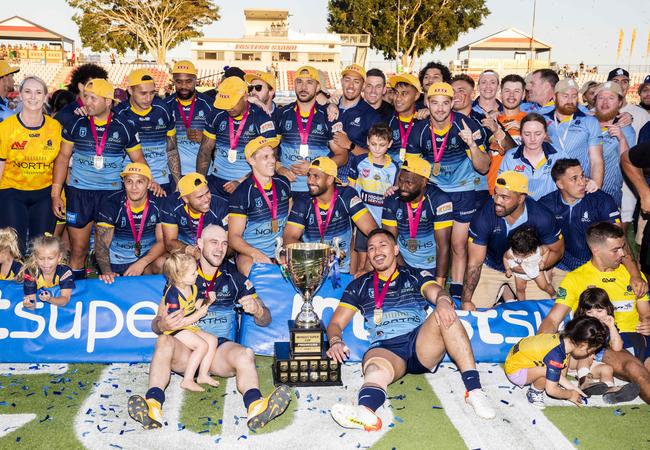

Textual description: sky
[4,0,650,71]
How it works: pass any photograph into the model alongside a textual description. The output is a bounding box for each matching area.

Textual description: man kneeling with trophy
[326,229,496,431]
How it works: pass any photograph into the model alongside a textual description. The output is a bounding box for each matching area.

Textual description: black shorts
[366,325,439,375]
[65,186,120,228]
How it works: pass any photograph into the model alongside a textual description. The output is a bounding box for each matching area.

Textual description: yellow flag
[616,29,624,63]
[629,28,637,61]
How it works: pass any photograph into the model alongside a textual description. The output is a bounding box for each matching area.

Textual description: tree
[68,0,220,64]
[327,0,489,71]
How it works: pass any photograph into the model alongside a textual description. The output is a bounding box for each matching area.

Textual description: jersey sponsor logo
[28,133,41,138]
[612,300,634,312]
[513,164,526,172]
[602,278,616,283]
[10,140,28,150]
[436,202,452,215]
[581,211,590,222]
[549,359,563,369]
[260,121,274,134]
[420,270,433,277]
[350,196,362,208]
[11,161,53,170]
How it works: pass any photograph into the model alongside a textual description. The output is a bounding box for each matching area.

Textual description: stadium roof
[457,27,551,55]
[0,16,73,45]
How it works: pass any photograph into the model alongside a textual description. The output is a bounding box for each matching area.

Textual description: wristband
[437,295,453,306]
[329,335,343,346]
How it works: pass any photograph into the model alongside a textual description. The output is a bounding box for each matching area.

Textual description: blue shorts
[355,230,368,252]
[207,175,232,199]
[110,262,133,275]
[474,189,491,211]
[620,332,650,362]
[65,186,120,228]
[449,190,477,223]
[367,325,439,375]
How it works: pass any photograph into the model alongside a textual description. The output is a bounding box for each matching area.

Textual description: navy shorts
[110,262,134,275]
[355,229,368,252]
[449,190,477,223]
[474,189,491,211]
[65,186,120,228]
[217,336,231,346]
[207,175,232,199]
[620,332,650,362]
[366,325,438,375]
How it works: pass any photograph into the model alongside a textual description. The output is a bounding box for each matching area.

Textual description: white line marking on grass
[0,364,68,375]
[74,363,392,449]
[426,363,575,450]
[0,414,36,438]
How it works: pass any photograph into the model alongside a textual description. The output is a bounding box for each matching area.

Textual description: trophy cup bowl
[285,242,332,328]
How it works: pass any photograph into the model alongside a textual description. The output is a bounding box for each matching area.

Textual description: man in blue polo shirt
[462,171,564,309]
[382,155,453,286]
[115,69,180,193]
[332,64,382,180]
[163,60,214,175]
[229,136,292,276]
[275,66,346,194]
[538,158,646,292]
[544,78,603,187]
[407,82,490,298]
[283,157,377,273]
[197,76,277,198]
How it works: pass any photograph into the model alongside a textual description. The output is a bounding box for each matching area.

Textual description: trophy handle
[275,237,290,281]
[331,237,345,263]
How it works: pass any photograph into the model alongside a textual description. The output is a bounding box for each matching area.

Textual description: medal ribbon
[125,198,150,249]
[176,97,196,129]
[200,264,219,302]
[313,188,338,241]
[397,112,415,149]
[373,268,397,310]
[252,176,277,222]
[186,208,205,242]
[228,107,250,150]
[406,198,424,240]
[295,105,316,145]
[90,112,112,157]
[430,111,453,164]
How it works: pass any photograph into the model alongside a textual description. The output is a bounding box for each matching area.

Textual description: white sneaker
[526,387,546,409]
[465,389,496,419]
[330,403,382,431]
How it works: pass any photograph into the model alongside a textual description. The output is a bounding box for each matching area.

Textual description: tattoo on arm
[196,136,215,176]
[461,263,483,304]
[95,227,114,274]
[166,134,181,183]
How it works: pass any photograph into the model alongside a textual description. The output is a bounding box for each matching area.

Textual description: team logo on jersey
[351,117,361,127]
[121,217,127,228]
[285,121,292,131]
[316,124,323,132]
[403,280,411,289]
[46,139,53,148]
[180,217,187,226]
[255,197,263,209]
[451,137,457,146]
[581,211,590,222]
[10,141,28,150]
[219,121,227,132]
[361,168,370,178]
[368,288,375,299]
[221,285,230,295]
[396,209,403,220]
[393,130,400,140]
[198,110,205,118]
[248,124,255,133]
[112,131,120,141]
[158,118,165,126]
[79,127,87,137]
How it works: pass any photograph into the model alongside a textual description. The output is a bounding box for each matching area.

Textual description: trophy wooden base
[272,321,342,386]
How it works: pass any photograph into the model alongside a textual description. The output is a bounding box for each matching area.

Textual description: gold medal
[407,238,418,252]
[271,219,279,233]
[432,162,441,176]
[134,242,142,257]
[399,147,406,161]
[374,308,383,325]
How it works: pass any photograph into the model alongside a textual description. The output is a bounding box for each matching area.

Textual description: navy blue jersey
[468,197,561,271]
[96,191,161,265]
[114,98,176,184]
[387,113,423,163]
[287,185,369,273]
[54,98,84,129]
[23,264,75,296]
[339,266,437,344]
[160,193,229,245]
[382,184,453,270]
[62,114,141,190]
[539,189,621,271]
[203,104,276,181]
[0,260,22,280]
[196,260,256,340]
[229,175,291,258]
[276,102,342,192]
[338,99,381,179]
[407,112,487,192]
[164,92,214,175]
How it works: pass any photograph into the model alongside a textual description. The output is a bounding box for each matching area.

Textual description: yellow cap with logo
[121,162,152,181]
[341,64,366,80]
[84,78,115,100]
[214,76,248,110]
[245,136,280,159]
[309,157,340,182]
[427,82,454,99]
[0,60,19,78]
[127,69,156,87]
[388,73,422,93]
[495,171,529,194]
[172,60,197,76]
[401,154,432,179]
[295,66,321,82]
[178,172,208,197]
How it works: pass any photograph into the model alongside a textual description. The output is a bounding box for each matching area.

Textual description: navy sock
[461,370,482,392]
[72,269,86,280]
[449,282,463,298]
[243,388,262,410]
[357,386,386,412]
[145,387,165,406]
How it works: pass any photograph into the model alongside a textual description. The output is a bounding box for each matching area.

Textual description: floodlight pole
[529,0,536,72]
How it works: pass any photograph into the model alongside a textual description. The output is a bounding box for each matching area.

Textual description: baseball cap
[579,80,598,95]
[427,82,454,99]
[214,76,248,110]
[244,71,276,91]
[341,64,366,80]
[84,78,115,100]
[388,73,423,93]
[607,68,629,81]
[0,60,19,78]
[120,162,152,181]
[554,78,579,94]
[401,154,432,179]
[295,66,320,82]
[495,171,529,194]
[643,75,650,85]
[595,81,623,97]
[309,157,340,182]
[172,60,197,76]
[177,173,208,197]
[245,136,280,159]
[127,68,156,87]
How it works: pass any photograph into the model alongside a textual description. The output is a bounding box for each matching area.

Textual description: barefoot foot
[197,376,220,387]
[181,380,205,392]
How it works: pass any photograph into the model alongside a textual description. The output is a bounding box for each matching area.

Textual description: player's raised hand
[459,119,474,146]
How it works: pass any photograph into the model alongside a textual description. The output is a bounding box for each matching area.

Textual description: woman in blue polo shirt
[499,113,567,200]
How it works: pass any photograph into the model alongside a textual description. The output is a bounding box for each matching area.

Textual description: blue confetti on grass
[573,438,580,446]
[500,400,510,405]
[394,416,404,423]
[238,435,248,440]
[431,405,443,409]
[613,409,625,416]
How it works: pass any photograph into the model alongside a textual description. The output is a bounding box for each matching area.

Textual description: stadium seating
[14,62,65,88]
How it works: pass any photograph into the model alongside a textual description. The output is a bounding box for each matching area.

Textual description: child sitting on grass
[161,251,220,392]
[0,227,22,280]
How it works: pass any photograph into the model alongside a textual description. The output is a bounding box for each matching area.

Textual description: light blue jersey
[601,124,636,207]
[499,142,566,200]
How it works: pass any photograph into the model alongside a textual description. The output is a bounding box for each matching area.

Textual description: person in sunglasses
[245,71,282,125]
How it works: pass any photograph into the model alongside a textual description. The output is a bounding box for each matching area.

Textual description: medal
[126,197,150,259]
[227,148,237,163]
[134,242,142,257]
[313,188,338,242]
[397,112,415,162]
[432,162,441,176]
[90,113,112,171]
[271,219,279,233]
[430,112,453,176]
[374,308,383,325]
[407,238,418,253]
[399,147,406,161]
[253,175,280,235]
[406,197,424,253]
[296,105,315,159]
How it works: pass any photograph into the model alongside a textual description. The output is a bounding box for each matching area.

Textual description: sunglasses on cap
[248,84,264,93]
